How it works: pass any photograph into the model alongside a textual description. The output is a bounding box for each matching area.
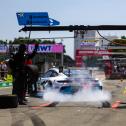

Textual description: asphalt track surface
[1,72,126,126]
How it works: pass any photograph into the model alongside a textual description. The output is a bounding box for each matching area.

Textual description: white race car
[36,67,68,88]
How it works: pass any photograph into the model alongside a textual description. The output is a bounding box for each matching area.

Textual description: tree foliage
[12,37,41,44]
[121,36,126,39]
[109,38,126,58]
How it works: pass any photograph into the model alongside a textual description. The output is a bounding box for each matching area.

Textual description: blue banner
[16,12,60,26]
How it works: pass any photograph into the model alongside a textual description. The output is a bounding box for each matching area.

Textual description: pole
[61,51,63,66]
[28,31,31,39]
[20,25,126,32]
[61,39,64,66]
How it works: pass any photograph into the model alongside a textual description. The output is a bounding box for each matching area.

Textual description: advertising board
[28,44,63,53]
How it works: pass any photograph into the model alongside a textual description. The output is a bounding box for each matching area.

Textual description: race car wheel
[0,94,18,108]
[102,101,111,108]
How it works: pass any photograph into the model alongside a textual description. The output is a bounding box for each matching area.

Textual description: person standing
[25,57,38,96]
[9,44,38,105]
[0,62,7,80]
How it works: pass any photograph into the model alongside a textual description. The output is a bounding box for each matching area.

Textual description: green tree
[121,36,126,39]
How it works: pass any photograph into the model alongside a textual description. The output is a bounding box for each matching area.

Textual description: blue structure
[16,12,60,26]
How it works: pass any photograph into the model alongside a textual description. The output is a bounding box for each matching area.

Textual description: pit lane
[0,76,126,126]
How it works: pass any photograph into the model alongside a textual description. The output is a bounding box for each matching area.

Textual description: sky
[1,0,126,59]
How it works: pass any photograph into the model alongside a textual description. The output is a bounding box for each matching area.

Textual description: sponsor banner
[81,40,98,42]
[75,49,112,67]
[80,42,96,47]
[16,12,60,26]
[0,44,19,53]
[28,44,63,53]
[76,49,111,56]
[7,44,19,53]
[0,44,63,53]
[16,12,50,26]
[0,45,7,53]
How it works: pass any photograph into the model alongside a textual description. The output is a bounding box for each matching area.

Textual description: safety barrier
[0,82,12,88]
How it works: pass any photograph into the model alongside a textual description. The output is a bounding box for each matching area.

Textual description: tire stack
[0,94,18,108]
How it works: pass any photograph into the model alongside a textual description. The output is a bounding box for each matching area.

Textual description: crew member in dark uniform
[9,44,38,105]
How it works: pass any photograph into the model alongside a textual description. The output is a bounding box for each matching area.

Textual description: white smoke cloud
[43,89,111,102]
[42,68,111,104]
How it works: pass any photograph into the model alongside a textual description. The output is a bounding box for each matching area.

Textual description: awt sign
[28,44,63,53]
